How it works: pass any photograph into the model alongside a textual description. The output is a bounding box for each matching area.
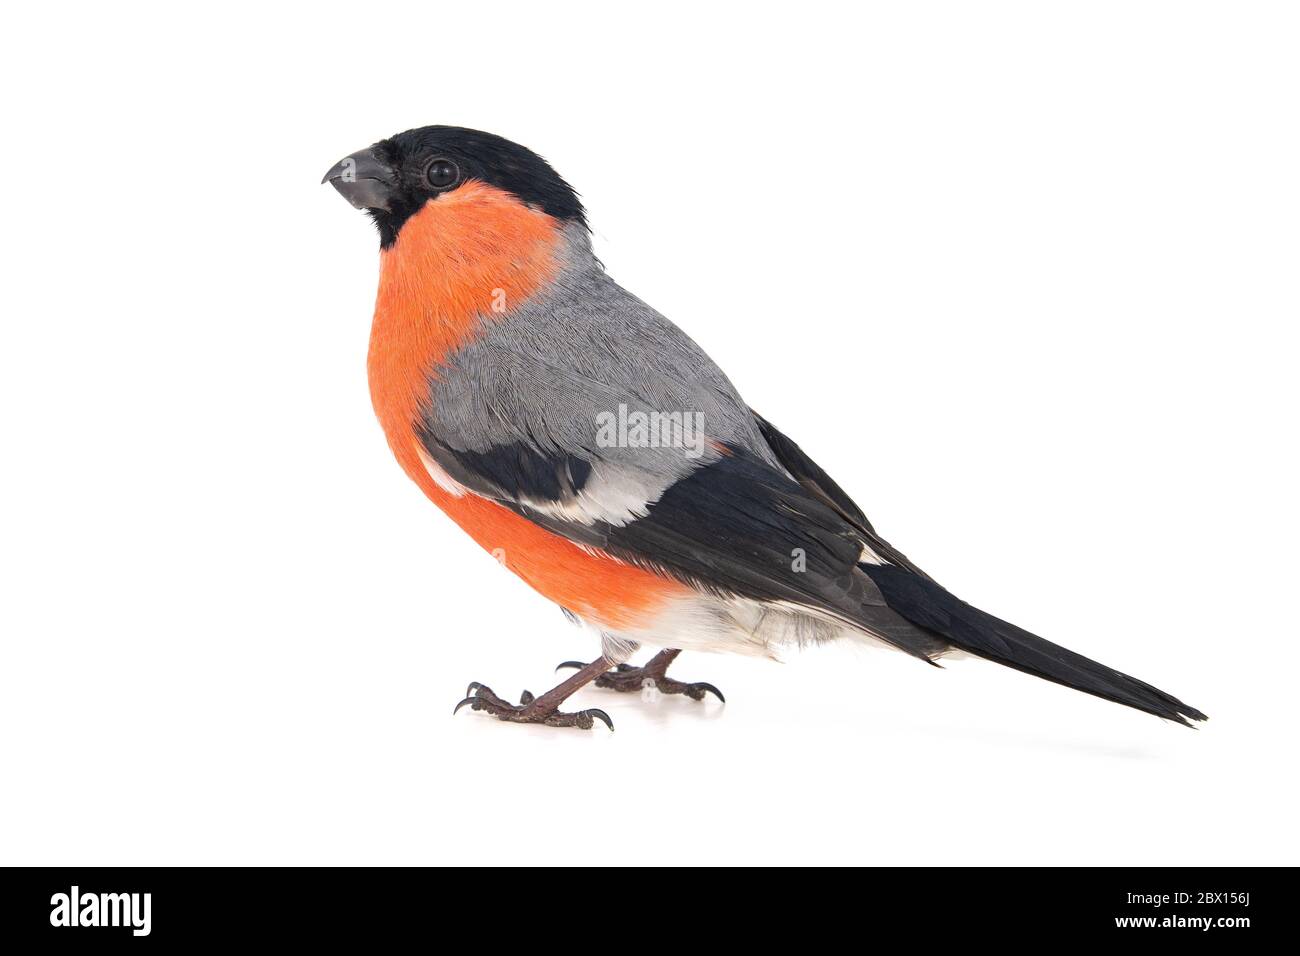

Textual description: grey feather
[424,225,778,497]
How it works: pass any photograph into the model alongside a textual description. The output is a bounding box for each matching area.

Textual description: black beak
[322,147,397,212]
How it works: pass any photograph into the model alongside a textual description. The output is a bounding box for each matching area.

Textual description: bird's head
[323,126,586,249]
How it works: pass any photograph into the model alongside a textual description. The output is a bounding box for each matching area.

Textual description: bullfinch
[324,126,1205,731]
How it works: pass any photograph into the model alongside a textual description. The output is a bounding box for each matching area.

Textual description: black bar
[0,866,1284,944]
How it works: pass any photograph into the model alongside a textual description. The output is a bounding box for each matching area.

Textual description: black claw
[554,661,585,673]
[452,696,478,716]
[465,681,484,698]
[585,709,615,731]
[695,682,726,704]
[520,690,535,705]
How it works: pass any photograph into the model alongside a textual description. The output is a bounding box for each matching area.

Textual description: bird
[323,125,1206,731]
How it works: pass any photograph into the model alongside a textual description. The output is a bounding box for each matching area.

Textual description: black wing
[416,423,950,661]
[753,413,933,580]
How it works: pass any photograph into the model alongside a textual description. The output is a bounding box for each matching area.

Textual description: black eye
[424,158,459,190]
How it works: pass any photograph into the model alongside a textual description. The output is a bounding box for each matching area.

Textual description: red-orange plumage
[367,182,688,630]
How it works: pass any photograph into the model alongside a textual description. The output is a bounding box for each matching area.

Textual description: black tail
[860,564,1207,726]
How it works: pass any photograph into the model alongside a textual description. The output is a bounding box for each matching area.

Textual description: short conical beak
[322,147,397,211]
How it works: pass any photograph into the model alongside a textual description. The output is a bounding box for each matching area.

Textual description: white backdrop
[2,1,1296,866]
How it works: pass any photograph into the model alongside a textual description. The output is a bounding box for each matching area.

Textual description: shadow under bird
[324,125,1206,731]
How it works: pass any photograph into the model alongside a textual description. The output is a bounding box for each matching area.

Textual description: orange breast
[366,183,688,630]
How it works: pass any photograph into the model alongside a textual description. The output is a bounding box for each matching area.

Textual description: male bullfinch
[324,126,1205,731]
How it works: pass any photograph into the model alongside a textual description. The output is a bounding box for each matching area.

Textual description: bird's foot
[556,654,725,703]
[453,682,614,731]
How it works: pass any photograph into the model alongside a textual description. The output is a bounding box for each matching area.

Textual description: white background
[2,1,1297,866]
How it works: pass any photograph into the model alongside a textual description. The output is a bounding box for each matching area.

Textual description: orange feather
[367,183,688,629]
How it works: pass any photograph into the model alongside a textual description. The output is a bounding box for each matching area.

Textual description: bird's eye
[424,158,460,190]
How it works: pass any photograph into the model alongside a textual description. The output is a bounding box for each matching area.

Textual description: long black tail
[860,564,1207,726]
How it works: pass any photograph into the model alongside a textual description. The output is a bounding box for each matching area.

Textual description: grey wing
[421,260,778,524]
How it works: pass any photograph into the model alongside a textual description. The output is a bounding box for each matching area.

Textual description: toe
[692,682,726,704]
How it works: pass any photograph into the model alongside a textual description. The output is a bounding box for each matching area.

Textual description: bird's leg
[454,657,615,731]
[556,648,725,703]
